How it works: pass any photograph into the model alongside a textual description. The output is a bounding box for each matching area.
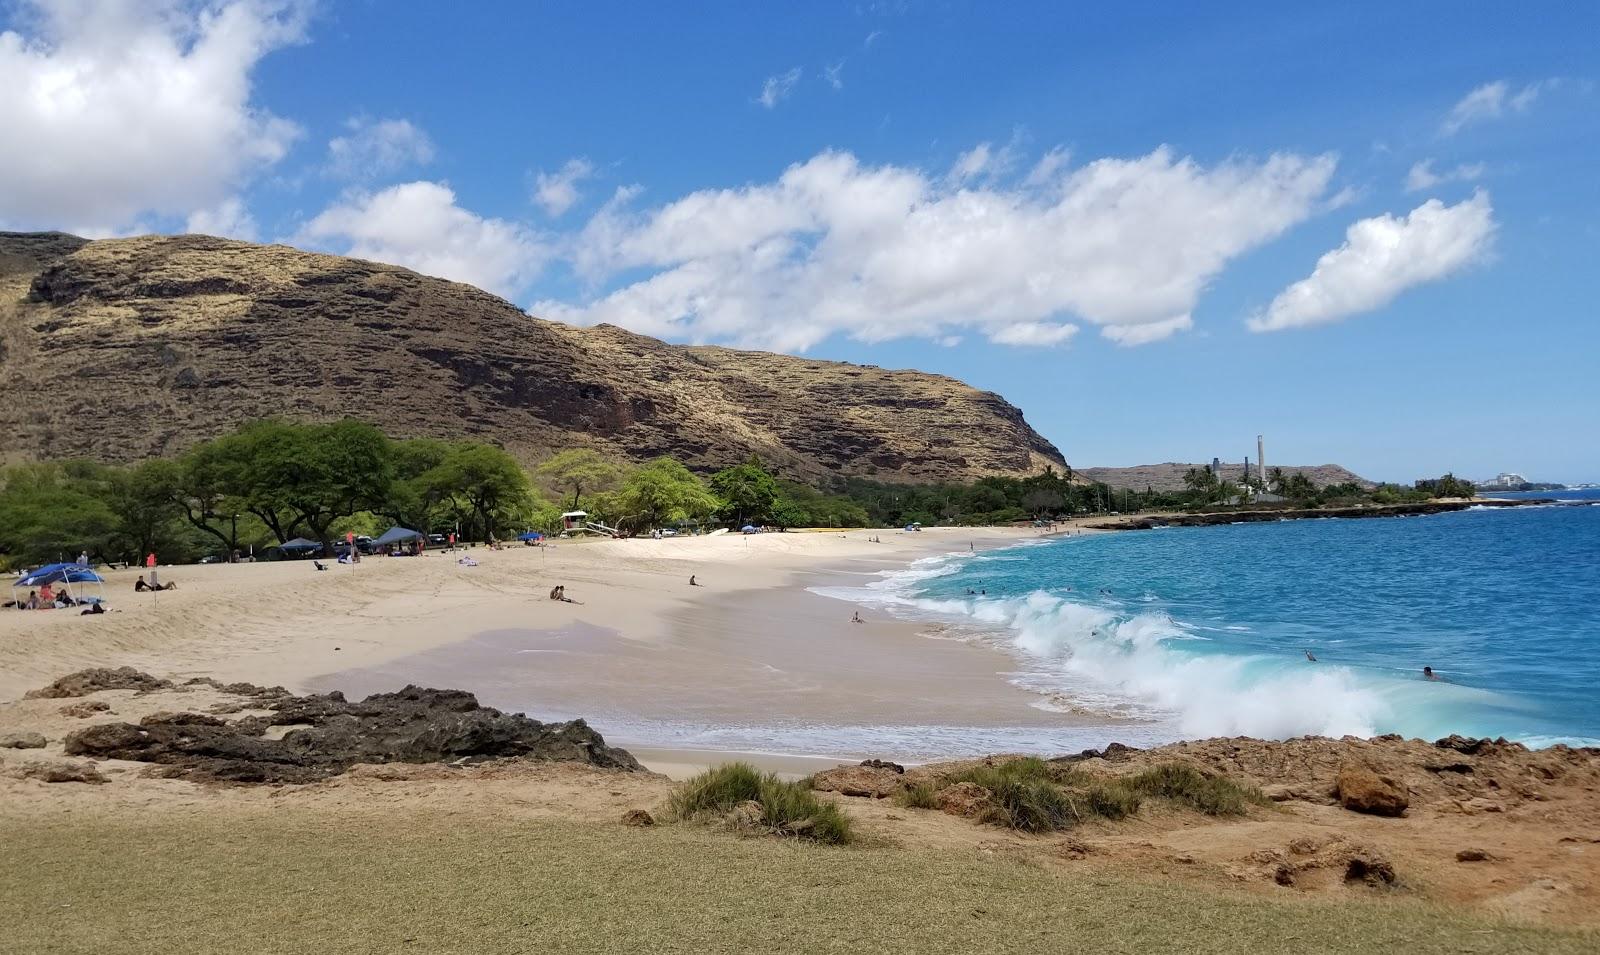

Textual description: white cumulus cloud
[532,158,595,217]
[0,0,305,232]
[1441,80,1548,135]
[756,67,802,108]
[534,146,1338,352]
[1248,191,1495,333]
[989,322,1078,347]
[326,117,435,180]
[1405,159,1485,192]
[298,181,548,299]
[185,196,258,240]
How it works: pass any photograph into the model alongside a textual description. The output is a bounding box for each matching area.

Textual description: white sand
[0,526,1063,702]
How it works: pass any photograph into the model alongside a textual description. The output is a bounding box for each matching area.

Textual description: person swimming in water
[1305,649,1317,662]
[1423,666,1441,681]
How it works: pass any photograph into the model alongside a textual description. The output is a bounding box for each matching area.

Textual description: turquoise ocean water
[815,490,1600,750]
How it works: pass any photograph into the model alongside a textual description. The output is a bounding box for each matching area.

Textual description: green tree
[535,449,623,510]
[103,460,185,560]
[0,462,120,566]
[612,458,718,533]
[1281,472,1318,502]
[1021,487,1064,518]
[428,444,533,542]
[1182,466,1219,503]
[380,438,458,532]
[224,420,395,555]
[709,456,780,526]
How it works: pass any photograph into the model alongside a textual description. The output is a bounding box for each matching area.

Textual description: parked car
[427,533,448,547]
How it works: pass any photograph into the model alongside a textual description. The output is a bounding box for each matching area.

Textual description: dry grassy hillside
[1081,461,1373,492]
[0,233,1065,483]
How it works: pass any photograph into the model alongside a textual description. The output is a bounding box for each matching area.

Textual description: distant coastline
[1085,496,1551,531]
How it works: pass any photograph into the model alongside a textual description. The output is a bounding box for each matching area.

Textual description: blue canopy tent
[13,562,107,606]
[372,526,423,550]
[517,531,544,542]
[274,537,322,559]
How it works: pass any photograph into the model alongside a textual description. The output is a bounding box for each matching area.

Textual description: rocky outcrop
[0,232,1067,483]
[63,683,640,784]
[24,667,172,699]
[15,759,106,784]
[810,764,905,799]
[935,781,992,817]
[1094,498,1542,531]
[0,732,47,749]
[1336,764,1410,817]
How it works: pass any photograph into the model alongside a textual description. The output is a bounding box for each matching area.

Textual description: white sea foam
[812,558,1408,741]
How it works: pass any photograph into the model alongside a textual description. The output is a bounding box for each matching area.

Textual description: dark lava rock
[859,758,905,774]
[25,667,173,699]
[181,677,292,700]
[59,700,112,718]
[19,760,106,784]
[64,684,641,784]
[1435,735,1526,756]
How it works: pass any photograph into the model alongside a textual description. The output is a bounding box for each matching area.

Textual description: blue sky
[3,1,1597,482]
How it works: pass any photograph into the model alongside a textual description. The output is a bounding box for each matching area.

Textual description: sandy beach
[0,526,1070,760]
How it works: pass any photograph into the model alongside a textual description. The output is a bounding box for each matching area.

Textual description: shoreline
[1088,496,1551,531]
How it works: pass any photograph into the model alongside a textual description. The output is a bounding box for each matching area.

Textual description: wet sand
[310,551,1132,769]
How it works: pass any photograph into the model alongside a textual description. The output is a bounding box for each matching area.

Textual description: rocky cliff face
[0,233,1065,482]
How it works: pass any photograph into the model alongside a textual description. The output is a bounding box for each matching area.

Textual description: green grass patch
[894,781,940,809]
[1125,763,1268,816]
[932,757,1268,831]
[1080,781,1143,820]
[668,761,853,844]
[665,761,764,817]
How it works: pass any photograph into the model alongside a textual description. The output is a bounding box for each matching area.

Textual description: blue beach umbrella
[517,531,544,541]
[14,563,106,587]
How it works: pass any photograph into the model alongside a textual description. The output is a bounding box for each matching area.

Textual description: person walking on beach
[851,611,864,624]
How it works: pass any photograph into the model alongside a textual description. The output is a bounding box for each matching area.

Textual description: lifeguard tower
[561,511,622,537]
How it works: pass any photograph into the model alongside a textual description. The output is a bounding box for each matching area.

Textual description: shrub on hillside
[667,762,853,844]
[1125,763,1266,816]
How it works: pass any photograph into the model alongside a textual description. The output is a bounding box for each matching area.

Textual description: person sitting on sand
[851,611,864,624]
[38,583,55,605]
[80,602,105,615]
[24,590,39,610]
[549,585,562,601]
[689,575,698,587]
[134,575,151,592]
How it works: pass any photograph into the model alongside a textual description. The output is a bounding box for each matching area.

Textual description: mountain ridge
[0,232,1066,484]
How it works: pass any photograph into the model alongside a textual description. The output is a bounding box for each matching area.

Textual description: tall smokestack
[1257,435,1265,487]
